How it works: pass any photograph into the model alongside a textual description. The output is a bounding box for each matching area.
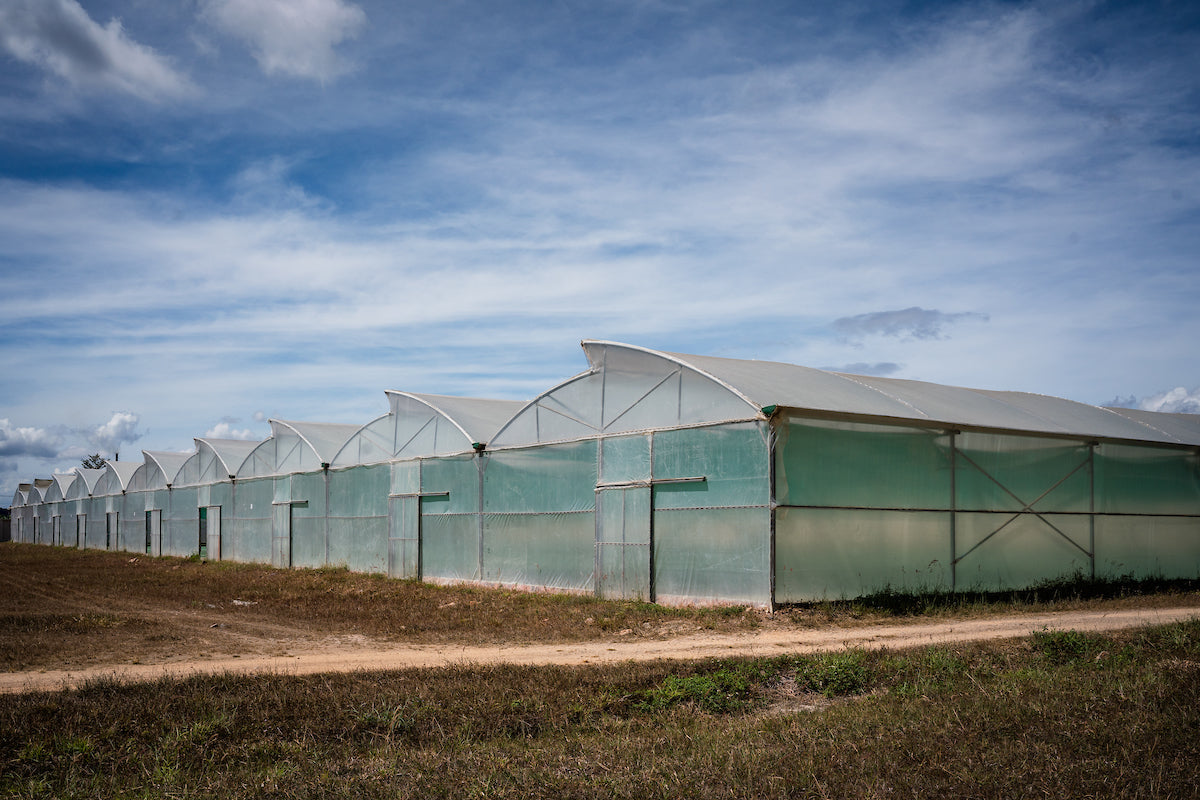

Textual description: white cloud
[87,412,142,454]
[1139,388,1200,415]
[0,419,60,458]
[204,422,256,440]
[0,0,193,101]
[201,0,366,82]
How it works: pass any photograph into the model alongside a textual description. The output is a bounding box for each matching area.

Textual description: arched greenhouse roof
[11,485,30,507]
[490,340,1200,449]
[27,479,53,504]
[43,473,77,503]
[332,392,525,467]
[129,450,194,491]
[236,421,360,478]
[175,439,261,486]
[1103,407,1200,445]
[65,469,106,500]
[94,461,144,496]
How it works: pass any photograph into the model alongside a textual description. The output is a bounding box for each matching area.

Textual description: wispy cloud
[832,308,990,343]
[200,0,366,82]
[0,0,193,101]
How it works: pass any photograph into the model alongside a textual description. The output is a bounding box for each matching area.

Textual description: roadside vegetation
[2,618,1198,798]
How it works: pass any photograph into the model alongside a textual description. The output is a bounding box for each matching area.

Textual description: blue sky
[1,0,1198,498]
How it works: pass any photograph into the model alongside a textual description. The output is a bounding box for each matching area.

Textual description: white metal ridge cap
[582,340,763,415]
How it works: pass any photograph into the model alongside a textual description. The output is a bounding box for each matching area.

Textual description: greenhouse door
[596,486,652,601]
[76,514,85,549]
[147,510,162,556]
[52,516,61,547]
[106,512,118,551]
[272,503,293,569]
[198,507,207,558]
[387,496,420,579]
[207,507,221,561]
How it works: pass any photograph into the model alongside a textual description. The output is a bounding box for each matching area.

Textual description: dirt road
[4,605,1195,694]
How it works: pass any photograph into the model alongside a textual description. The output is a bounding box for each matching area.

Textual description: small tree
[81,453,106,470]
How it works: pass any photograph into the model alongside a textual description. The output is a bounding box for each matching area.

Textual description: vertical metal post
[324,466,331,567]
[1089,443,1096,580]
[949,431,958,592]
[767,419,777,611]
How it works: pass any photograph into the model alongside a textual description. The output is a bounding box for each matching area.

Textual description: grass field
[3,544,1200,797]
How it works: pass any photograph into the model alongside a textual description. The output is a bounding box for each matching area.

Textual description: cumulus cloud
[832,307,989,343]
[0,419,61,458]
[0,0,193,100]
[204,421,256,440]
[201,0,366,82]
[86,412,142,453]
[1138,387,1200,415]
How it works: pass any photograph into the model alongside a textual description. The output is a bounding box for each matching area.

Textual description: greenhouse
[6,340,1199,606]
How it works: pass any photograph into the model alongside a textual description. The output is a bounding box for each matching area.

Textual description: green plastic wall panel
[955,433,1091,513]
[954,512,1090,590]
[775,507,950,601]
[291,472,327,515]
[1095,515,1200,578]
[328,464,389,519]
[599,434,651,484]
[231,478,273,564]
[421,513,480,581]
[1095,444,1200,515]
[484,440,598,514]
[776,418,950,509]
[652,423,769,509]
[421,455,480,514]
[166,487,198,556]
[653,506,770,605]
[391,459,419,496]
[482,511,594,591]
[327,516,387,573]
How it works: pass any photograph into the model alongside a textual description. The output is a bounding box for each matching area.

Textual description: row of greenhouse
[8,340,1200,607]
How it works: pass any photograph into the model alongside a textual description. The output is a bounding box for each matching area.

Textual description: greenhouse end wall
[772,414,1200,601]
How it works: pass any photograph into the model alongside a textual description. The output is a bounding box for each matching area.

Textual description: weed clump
[1031,628,1108,665]
[637,667,753,713]
[796,650,871,697]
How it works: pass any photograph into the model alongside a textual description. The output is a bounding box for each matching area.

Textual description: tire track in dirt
[4,605,1196,694]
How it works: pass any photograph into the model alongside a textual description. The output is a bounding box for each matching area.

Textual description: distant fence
[0,518,9,542]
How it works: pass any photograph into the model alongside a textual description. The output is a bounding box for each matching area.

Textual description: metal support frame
[949,447,1094,571]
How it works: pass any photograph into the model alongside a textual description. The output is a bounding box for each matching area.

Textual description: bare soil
[3,544,1199,694]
